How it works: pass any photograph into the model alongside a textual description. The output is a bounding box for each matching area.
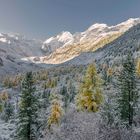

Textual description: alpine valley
[0,18,140,140]
[0,18,140,75]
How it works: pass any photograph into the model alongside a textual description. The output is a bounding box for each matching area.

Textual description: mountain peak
[88,23,108,31]
[57,31,73,43]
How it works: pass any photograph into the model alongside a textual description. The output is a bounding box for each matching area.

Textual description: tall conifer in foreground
[117,53,139,127]
[16,72,38,140]
[76,64,103,112]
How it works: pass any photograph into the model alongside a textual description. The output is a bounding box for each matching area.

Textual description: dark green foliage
[60,82,76,112]
[60,86,69,111]
[0,100,3,112]
[117,53,139,127]
[42,88,50,109]
[101,63,113,85]
[0,104,2,112]
[101,93,117,126]
[3,101,14,122]
[102,67,108,85]
[16,72,39,140]
[67,81,76,103]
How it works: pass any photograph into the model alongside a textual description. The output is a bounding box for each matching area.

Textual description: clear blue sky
[0,0,140,39]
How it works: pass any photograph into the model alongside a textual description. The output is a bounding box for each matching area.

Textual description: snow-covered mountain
[42,18,140,64]
[42,31,74,54]
[64,23,140,66]
[0,33,43,57]
[0,18,140,75]
[0,33,45,75]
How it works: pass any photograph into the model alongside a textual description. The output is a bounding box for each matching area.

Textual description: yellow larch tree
[47,93,63,129]
[136,58,140,77]
[76,64,103,112]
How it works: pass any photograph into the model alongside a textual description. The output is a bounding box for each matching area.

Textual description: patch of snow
[0,37,8,43]
[87,23,108,31]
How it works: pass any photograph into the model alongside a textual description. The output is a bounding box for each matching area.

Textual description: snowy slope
[42,18,140,64]
[42,31,74,54]
[0,33,46,75]
[63,23,140,66]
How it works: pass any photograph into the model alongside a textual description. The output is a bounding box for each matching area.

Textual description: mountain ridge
[42,18,140,64]
[0,18,140,75]
[63,23,140,66]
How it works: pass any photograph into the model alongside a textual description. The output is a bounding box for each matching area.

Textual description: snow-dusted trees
[16,72,38,140]
[101,63,113,85]
[60,86,69,111]
[67,81,76,103]
[47,93,63,129]
[3,100,14,122]
[117,53,139,127]
[76,64,103,112]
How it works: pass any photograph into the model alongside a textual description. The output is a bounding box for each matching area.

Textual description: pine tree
[3,100,14,122]
[117,53,139,127]
[47,93,63,129]
[42,85,50,109]
[102,63,113,85]
[68,81,76,103]
[76,64,103,112]
[60,86,69,111]
[101,90,118,126]
[16,72,38,140]
[102,64,108,85]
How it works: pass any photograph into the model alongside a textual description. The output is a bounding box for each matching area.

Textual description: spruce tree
[16,72,38,140]
[42,86,50,109]
[68,81,76,103]
[117,53,139,127]
[3,100,14,122]
[102,63,113,85]
[76,64,103,112]
[60,86,69,111]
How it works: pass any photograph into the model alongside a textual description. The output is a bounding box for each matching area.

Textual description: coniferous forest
[0,52,140,140]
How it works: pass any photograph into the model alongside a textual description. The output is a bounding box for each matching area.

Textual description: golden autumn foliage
[33,70,48,82]
[0,91,9,113]
[136,59,140,77]
[47,93,63,128]
[42,78,57,89]
[0,91,9,101]
[107,68,113,76]
[76,64,103,112]
[2,74,23,87]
